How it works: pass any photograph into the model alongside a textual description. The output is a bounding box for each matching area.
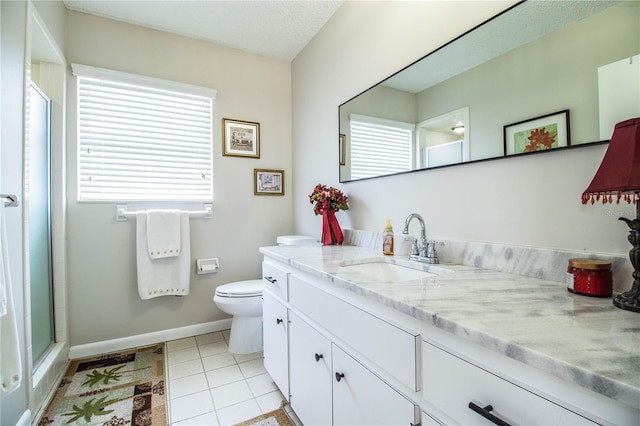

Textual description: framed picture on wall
[223,118,260,158]
[503,110,570,156]
[254,169,284,195]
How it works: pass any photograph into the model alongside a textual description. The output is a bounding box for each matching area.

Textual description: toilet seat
[215,279,263,298]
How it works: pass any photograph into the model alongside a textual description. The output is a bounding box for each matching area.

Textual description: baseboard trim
[68,318,232,359]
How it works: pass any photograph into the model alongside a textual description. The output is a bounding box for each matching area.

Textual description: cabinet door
[333,344,419,426]
[289,312,332,426]
[263,290,289,400]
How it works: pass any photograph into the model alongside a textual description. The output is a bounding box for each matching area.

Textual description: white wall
[292,2,634,263]
[64,11,293,346]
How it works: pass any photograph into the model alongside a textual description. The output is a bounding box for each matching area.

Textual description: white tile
[256,390,286,413]
[246,373,277,397]
[216,399,262,426]
[196,332,225,345]
[238,358,266,378]
[202,352,237,372]
[198,341,229,358]
[210,380,253,409]
[172,411,219,426]
[169,389,214,423]
[167,337,197,352]
[169,373,209,399]
[168,346,201,365]
[168,359,204,380]
[206,364,244,388]
[233,352,263,363]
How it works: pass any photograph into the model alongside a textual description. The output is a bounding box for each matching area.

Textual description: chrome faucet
[402,213,439,264]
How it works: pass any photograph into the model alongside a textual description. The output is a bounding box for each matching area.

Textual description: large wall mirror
[339,0,639,182]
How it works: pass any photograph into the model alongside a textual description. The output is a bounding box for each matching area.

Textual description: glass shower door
[29,82,54,366]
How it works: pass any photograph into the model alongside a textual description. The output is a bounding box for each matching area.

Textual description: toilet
[214,235,317,354]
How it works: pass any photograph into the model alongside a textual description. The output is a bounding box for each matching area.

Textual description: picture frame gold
[339,134,346,166]
[254,169,284,196]
[223,118,260,158]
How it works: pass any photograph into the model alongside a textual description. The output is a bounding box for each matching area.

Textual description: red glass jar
[566,259,612,297]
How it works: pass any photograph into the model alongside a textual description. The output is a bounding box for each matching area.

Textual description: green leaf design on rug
[62,395,119,423]
[82,365,125,387]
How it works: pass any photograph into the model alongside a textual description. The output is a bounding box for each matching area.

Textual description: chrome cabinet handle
[335,372,344,382]
[314,353,323,362]
[468,403,511,426]
[264,276,277,284]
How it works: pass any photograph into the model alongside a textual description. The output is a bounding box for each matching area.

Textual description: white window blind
[72,64,216,202]
[349,114,414,180]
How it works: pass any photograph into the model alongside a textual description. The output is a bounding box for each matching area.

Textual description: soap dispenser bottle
[383,219,394,256]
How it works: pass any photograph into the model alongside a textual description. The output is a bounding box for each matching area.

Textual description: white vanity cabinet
[263,260,420,425]
[261,248,640,426]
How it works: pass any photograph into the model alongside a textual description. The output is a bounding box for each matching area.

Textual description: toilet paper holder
[196,258,219,274]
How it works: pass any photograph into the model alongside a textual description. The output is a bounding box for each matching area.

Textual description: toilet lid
[215,280,263,298]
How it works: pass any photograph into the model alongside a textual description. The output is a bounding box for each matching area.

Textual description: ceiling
[62,0,344,61]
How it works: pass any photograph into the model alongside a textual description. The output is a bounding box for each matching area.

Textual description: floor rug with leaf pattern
[38,344,166,426]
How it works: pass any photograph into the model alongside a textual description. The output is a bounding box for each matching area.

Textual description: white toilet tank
[277,235,318,246]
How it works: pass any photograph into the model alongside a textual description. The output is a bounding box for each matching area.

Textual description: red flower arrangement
[309,184,349,215]
[309,184,348,245]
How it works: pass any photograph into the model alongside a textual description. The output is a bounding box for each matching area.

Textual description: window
[349,114,414,180]
[72,64,216,202]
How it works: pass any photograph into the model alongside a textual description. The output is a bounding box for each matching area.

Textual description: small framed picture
[254,169,284,196]
[503,110,570,156]
[223,118,260,158]
[339,134,346,166]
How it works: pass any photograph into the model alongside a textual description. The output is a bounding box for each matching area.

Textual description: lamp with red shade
[582,117,640,312]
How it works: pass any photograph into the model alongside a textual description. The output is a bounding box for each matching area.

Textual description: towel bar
[116,204,212,222]
[1,194,19,208]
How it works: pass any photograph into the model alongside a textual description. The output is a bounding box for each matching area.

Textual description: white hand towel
[137,211,190,300]
[0,204,22,396]
[146,209,181,259]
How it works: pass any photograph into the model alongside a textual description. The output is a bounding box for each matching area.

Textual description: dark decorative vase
[322,210,343,246]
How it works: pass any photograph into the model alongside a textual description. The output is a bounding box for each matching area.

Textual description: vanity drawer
[262,261,289,301]
[289,275,420,391]
[422,341,595,425]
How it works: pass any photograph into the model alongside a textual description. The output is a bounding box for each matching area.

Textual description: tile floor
[166,330,297,425]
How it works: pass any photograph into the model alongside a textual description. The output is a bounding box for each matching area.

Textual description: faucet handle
[404,236,419,256]
[426,240,441,264]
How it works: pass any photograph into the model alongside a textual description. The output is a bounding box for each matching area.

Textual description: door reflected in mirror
[339,1,640,183]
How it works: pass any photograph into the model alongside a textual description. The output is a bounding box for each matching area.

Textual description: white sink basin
[336,261,441,282]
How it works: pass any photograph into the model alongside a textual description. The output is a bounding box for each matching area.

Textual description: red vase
[322,210,344,246]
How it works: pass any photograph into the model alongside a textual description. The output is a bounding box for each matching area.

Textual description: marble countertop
[259,244,640,408]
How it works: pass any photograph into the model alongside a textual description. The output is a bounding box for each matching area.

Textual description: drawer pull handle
[468,403,511,426]
[264,276,277,284]
[335,372,344,382]
[276,318,283,324]
[314,353,323,362]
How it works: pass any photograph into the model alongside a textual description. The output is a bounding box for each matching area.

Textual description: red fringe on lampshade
[581,191,638,205]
